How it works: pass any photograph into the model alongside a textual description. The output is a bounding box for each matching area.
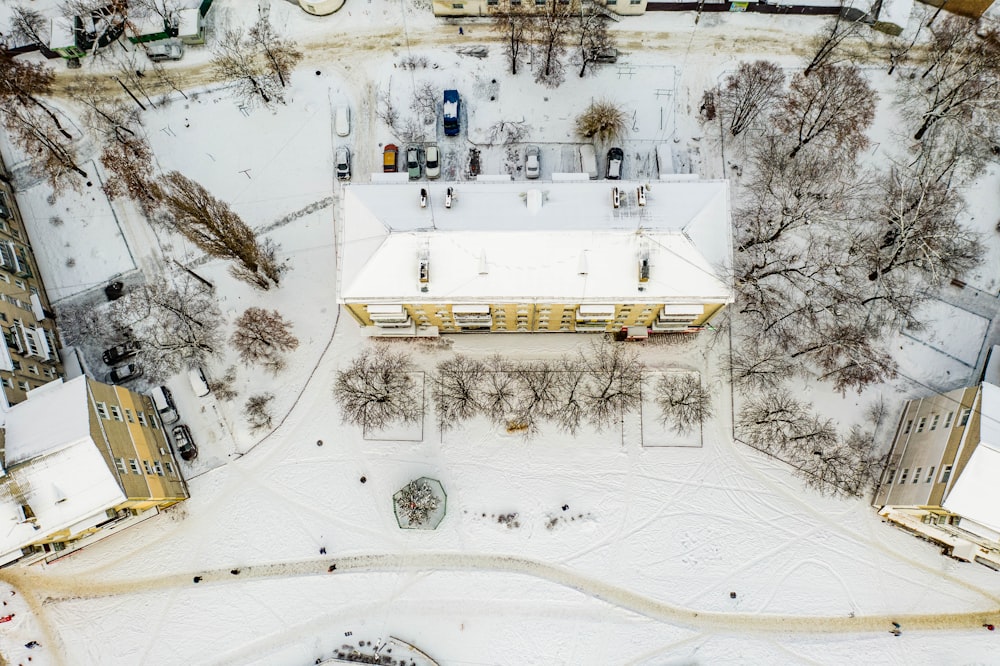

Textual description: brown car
[383,143,398,173]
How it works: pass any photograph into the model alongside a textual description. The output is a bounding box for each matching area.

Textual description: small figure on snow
[25,641,40,649]
[193,576,202,584]
[328,564,337,572]
[985,623,995,631]
[319,547,326,555]
[458,27,464,35]
[230,569,240,575]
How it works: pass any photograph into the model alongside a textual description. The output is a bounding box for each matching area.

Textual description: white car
[525,146,540,179]
[425,145,440,179]
[335,106,350,137]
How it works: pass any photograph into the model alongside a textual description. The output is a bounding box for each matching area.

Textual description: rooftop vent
[445,187,454,209]
[479,250,489,275]
[420,188,428,208]
[526,188,543,215]
[578,250,589,275]
[418,243,430,292]
[639,255,650,283]
[637,187,646,206]
[612,187,620,209]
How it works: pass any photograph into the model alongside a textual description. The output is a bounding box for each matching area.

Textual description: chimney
[636,187,646,206]
[418,243,430,292]
[612,187,620,209]
[420,188,427,208]
[445,187,454,209]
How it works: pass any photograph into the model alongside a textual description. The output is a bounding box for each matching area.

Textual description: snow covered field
[0,0,999,664]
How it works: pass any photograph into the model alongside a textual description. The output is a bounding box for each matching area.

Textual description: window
[129,459,140,474]
[137,412,147,426]
[899,468,909,484]
[153,461,164,476]
[930,414,940,431]
[903,419,913,434]
[0,273,8,283]
[114,458,127,474]
[1,377,11,388]
[110,405,123,421]
[143,460,153,475]
[941,465,953,483]
[926,467,935,483]
[164,461,174,476]
[14,279,25,290]
[28,365,37,375]
[913,467,921,483]
[17,380,28,392]
[916,417,926,433]
[959,408,971,426]
[944,411,954,428]
[452,2,464,6]
[125,408,134,423]
[96,403,111,421]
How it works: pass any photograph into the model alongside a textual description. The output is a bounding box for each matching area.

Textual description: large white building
[338,179,733,335]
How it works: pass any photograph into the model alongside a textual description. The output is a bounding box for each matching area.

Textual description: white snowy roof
[942,382,1000,536]
[2,377,92,466]
[340,180,733,304]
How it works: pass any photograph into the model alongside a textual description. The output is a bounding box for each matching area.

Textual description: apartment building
[339,179,733,336]
[875,382,1000,568]
[0,376,189,566]
[0,164,64,406]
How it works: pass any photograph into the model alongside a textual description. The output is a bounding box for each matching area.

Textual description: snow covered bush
[574,100,627,143]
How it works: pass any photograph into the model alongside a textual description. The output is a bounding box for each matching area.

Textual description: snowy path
[5,553,998,636]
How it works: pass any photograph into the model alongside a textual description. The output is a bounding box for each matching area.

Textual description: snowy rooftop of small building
[0,377,124,564]
[340,180,733,303]
[2,376,92,466]
[943,382,1000,536]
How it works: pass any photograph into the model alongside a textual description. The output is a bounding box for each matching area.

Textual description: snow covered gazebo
[393,477,447,530]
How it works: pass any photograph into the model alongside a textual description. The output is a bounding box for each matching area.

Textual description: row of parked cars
[101,340,207,461]
[380,144,442,180]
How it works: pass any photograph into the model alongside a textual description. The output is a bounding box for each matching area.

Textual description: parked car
[150,386,179,425]
[172,424,198,461]
[525,146,540,179]
[425,145,440,179]
[188,367,211,397]
[383,144,398,173]
[146,40,183,62]
[407,146,422,180]
[607,147,624,180]
[107,362,142,383]
[336,146,351,181]
[335,105,350,137]
[102,340,141,365]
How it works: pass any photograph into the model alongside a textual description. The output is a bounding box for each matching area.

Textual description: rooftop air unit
[420,188,427,208]
[612,187,620,209]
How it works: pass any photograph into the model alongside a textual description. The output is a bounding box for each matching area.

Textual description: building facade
[875,382,1000,568]
[0,162,64,407]
[339,180,733,336]
[0,376,189,566]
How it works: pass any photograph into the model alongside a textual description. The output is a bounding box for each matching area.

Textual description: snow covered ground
[0,1,999,664]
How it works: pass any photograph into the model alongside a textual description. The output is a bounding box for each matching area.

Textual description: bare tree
[487,119,530,145]
[108,275,222,382]
[803,10,866,76]
[129,0,183,29]
[551,357,587,435]
[213,365,239,402]
[861,166,982,285]
[60,0,129,56]
[432,355,485,430]
[244,393,275,431]
[726,343,797,394]
[777,65,876,160]
[410,82,438,126]
[581,340,643,430]
[230,307,298,371]
[2,105,88,193]
[904,17,1000,141]
[479,354,519,426]
[654,372,712,435]
[714,60,785,137]
[737,389,836,454]
[212,27,286,108]
[333,346,423,430]
[531,0,576,88]
[509,360,561,435]
[574,11,613,78]
[7,5,58,57]
[152,171,282,289]
[490,0,530,76]
[247,11,303,89]
[799,424,885,497]
[574,99,628,143]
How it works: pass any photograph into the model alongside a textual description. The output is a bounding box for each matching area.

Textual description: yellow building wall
[350,300,728,333]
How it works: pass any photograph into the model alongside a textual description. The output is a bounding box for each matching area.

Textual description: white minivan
[188,367,211,397]
[335,106,350,137]
[150,386,179,425]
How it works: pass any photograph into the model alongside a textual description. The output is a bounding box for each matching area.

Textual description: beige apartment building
[0,161,64,407]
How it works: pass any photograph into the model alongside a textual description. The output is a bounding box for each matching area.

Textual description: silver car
[336,146,351,181]
[525,146,540,179]
[425,145,441,179]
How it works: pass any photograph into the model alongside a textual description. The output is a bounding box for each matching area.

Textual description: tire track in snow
[5,553,998,635]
